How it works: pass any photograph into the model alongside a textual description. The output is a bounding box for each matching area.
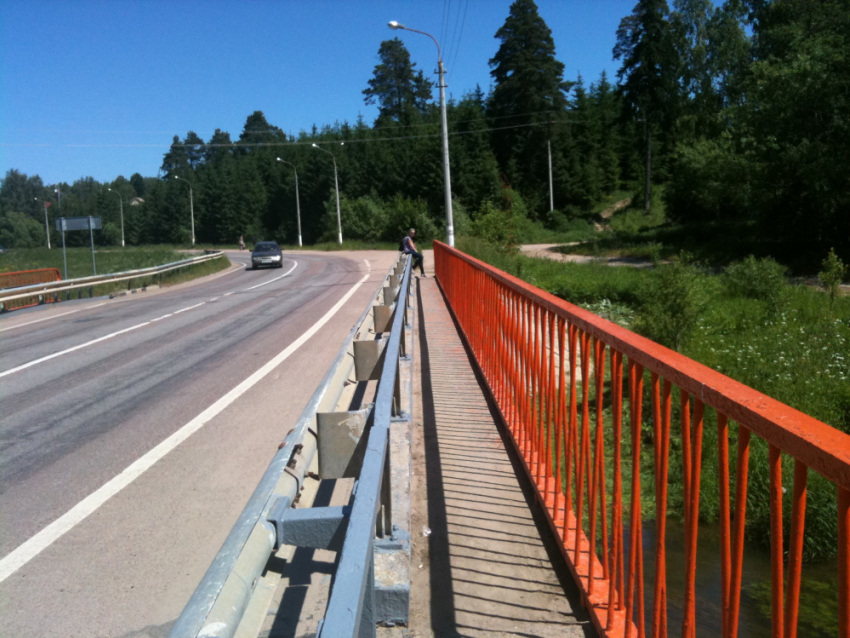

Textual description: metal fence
[434,241,850,638]
[170,253,413,638]
[0,268,62,311]
[0,251,224,312]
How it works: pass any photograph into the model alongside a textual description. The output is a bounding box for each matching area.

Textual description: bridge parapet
[434,241,850,638]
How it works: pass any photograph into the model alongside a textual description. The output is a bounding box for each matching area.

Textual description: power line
[447,0,469,81]
[0,119,586,151]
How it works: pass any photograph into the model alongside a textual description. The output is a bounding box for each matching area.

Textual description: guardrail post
[378,440,393,539]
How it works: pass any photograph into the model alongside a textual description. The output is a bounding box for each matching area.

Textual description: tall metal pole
[108,188,125,247]
[89,216,97,275]
[547,138,554,212]
[61,220,67,280]
[189,186,195,245]
[312,144,343,245]
[174,176,196,245]
[277,158,302,247]
[36,198,51,249]
[294,171,302,247]
[332,160,342,245]
[389,21,454,247]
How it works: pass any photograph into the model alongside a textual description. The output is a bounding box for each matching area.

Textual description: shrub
[635,260,709,351]
[818,248,847,309]
[724,255,787,314]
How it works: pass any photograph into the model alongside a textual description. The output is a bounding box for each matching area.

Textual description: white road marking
[173,302,206,315]
[0,302,209,379]
[243,260,298,291]
[0,322,151,379]
[223,292,234,297]
[0,272,371,583]
[0,303,109,333]
[209,297,220,302]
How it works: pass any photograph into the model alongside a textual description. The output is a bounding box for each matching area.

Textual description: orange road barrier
[434,241,850,638]
[0,268,62,311]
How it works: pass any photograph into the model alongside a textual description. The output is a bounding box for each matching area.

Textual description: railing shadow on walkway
[415,277,595,638]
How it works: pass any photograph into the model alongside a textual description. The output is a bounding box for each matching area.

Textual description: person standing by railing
[402,228,426,277]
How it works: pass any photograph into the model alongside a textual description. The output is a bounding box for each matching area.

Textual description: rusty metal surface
[0,268,62,311]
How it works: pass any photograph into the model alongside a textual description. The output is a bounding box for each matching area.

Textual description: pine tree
[363,39,433,125]
[614,0,680,212]
[488,0,571,218]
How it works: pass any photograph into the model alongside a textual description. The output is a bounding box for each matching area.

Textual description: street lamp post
[312,143,344,245]
[34,198,51,249]
[276,158,303,247]
[107,188,125,247]
[173,176,195,245]
[388,20,454,247]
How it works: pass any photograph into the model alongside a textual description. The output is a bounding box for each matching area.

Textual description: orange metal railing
[0,268,62,311]
[434,241,850,638]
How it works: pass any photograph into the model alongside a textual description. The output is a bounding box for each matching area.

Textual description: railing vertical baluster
[729,425,751,638]
[682,399,704,638]
[608,349,625,631]
[718,414,731,638]
[575,331,591,567]
[556,317,566,532]
[597,340,609,581]
[784,460,808,638]
[652,379,671,638]
[769,444,785,638]
[565,323,578,531]
[839,487,850,638]
[546,311,557,503]
[589,337,606,597]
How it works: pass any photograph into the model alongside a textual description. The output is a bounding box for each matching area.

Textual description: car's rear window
[254,243,278,251]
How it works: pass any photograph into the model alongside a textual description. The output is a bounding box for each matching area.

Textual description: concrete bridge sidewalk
[394,254,594,638]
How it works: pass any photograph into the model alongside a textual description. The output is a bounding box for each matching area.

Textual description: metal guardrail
[434,241,850,638]
[169,253,413,638]
[0,251,224,311]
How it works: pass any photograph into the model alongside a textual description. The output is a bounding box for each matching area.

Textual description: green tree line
[2,0,847,269]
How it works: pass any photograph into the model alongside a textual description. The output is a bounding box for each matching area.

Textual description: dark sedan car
[249,241,283,269]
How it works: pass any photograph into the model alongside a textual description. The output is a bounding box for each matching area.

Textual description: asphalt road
[0,249,396,638]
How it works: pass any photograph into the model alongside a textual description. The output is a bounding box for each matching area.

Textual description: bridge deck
[401,268,594,637]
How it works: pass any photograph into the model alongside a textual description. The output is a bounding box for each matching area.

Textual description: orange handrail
[434,241,850,638]
[0,268,62,311]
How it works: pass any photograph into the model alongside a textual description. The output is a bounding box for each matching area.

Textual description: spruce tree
[614,0,680,212]
[363,39,433,125]
[488,0,570,217]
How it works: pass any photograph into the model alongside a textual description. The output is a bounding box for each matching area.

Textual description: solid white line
[0,272,370,583]
[0,322,151,379]
[150,313,173,323]
[0,303,109,333]
[243,260,298,291]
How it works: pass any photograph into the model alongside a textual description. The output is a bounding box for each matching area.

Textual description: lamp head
[312,143,318,148]
[388,21,404,30]
[276,157,282,161]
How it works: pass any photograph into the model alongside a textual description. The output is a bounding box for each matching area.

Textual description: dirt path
[519,243,655,269]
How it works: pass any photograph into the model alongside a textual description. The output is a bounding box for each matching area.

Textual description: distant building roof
[129,197,145,206]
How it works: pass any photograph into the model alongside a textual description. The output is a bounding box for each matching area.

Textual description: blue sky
[1,0,637,186]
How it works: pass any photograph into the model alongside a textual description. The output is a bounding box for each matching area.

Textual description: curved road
[0,249,396,638]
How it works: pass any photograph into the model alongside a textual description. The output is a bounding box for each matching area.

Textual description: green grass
[0,246,194,279]
[458,236,850,563]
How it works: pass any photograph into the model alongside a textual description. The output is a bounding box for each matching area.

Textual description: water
[625,519,839,637]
